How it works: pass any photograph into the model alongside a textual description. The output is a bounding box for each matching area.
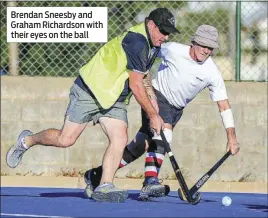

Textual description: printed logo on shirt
[158,63,169,72]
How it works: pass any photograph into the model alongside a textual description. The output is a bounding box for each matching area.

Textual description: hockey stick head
[177,188,187,201]
[190,192,201,205]
[178,188,201,205]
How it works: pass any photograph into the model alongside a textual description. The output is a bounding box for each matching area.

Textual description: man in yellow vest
[6,8,180,203]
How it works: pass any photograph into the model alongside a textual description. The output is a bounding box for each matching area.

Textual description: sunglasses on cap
[154,22,170,36]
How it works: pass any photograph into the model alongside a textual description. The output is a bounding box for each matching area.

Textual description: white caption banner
[7,7,108,43]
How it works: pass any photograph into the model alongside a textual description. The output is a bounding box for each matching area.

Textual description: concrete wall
[1,76,267,182]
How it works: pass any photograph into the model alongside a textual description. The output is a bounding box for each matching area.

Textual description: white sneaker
[6,130,32,168]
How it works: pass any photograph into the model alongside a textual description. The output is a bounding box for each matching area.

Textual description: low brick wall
[1,76,267,183]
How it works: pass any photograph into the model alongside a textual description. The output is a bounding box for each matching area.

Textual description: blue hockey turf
[1,187,267,217]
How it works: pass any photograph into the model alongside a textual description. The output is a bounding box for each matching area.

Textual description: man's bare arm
[143,72,159,113]
[143,71,156,99]
[129,71,163,134]
[217,99,240,155]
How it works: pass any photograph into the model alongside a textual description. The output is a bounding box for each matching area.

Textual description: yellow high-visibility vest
[79,23,150,109]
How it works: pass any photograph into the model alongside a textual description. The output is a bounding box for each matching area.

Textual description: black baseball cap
[148,8,180,34]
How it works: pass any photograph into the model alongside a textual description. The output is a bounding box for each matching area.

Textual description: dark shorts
[139,89,183,136]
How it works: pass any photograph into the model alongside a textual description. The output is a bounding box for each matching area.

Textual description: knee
[110,133,128,149]
[152,128,173,144]
[134,131,151,151]
[117,134,128,146]
[58,135,76,148]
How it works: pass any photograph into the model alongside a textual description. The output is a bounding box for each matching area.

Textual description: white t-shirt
[152,42,228,109]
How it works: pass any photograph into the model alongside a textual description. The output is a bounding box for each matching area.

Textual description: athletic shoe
[6,130,32,168]
[91,182,128,203]
[138,176,170,201]
[84,167,102,198]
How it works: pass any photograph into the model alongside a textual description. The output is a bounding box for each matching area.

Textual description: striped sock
[118,159,128,168]
[118,133,147,169]
[144,152,164,177]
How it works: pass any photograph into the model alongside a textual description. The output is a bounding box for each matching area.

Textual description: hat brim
[192,35,219,49]
[162,25,180,34]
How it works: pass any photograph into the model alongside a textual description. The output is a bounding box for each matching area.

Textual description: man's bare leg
[6,118,87,168]
[25,119,87,148]
[98,117,128,184]
[91,117,129,202]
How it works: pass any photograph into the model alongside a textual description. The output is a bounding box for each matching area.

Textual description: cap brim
[162,25,180,34]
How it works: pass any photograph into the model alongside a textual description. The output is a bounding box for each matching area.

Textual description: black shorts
[139,88,183,136]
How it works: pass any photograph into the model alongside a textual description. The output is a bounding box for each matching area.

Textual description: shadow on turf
[242,204,268,213]
[39,192,143,200]
[39,192,86,198]
[0,192,85,199]
[1,192,216,204]
[1,192,140,200]
[167,194,216,203]
[127,193,216,204]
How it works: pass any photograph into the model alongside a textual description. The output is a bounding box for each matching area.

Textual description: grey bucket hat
[191,25,219,49]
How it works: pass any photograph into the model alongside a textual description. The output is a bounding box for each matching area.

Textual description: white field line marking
[1,213,72,218]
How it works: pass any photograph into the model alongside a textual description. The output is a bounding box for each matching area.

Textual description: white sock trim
[145,166,158,172]
[146,152,164,160]
[120,159,128,166]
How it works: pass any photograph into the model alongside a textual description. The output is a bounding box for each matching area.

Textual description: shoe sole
[138,188,165,201]
[6,146,18,168]
[138,193,152,201]
[152,186,166,197]
[6,130,32,168]
[138,185,170,201]
[92,191,128,203]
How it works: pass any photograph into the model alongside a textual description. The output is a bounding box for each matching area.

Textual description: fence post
[228,3,236,81]
[7,1,19,76]
[235,1,241,82]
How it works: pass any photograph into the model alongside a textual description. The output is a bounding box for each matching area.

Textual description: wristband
[220,109,234,129]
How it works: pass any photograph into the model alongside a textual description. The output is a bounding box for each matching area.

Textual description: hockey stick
[178,150,232,201]
[160,130,201,205]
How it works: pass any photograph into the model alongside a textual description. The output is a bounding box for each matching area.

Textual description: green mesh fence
[1,1,267,81]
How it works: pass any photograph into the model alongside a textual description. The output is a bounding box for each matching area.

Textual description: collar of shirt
[144,20,156,50]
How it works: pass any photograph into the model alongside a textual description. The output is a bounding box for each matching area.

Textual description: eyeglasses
[158,26,170,36]
[155,22,170,36]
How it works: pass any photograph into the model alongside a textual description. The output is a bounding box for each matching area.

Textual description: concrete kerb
[1,176,267,194]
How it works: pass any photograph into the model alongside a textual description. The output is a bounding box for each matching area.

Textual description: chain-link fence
[1,1,267,81]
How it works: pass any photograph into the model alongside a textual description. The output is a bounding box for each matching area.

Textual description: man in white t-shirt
[83,25,240,201]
